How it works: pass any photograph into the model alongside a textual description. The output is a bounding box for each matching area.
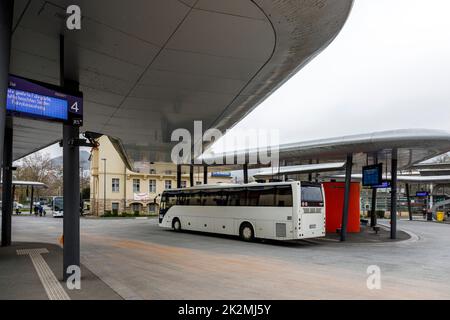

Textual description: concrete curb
[377,222,420,244]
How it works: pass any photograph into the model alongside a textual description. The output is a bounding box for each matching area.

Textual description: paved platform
[312,224,411,244]
[0,241,121,300]
[4,215,450,299]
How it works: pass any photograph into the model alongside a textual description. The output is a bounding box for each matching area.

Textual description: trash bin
[436,211,445,222]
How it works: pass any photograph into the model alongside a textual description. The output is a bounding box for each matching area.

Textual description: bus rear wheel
[239,223,254,241]
[172,218,181,232]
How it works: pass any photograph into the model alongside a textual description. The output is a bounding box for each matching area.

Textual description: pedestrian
[38,204,44,217]
[34,204,39,216]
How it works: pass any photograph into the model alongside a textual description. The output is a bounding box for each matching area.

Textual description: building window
[133,179,140,192]
[131,203,141,214]
[112,202,119,214]
[180,181,187,188]
[112,178,120,192]
[149,179,156,193]
[148,203,156,213]
[165,170,172,175]
[150,169,156,174]
[165,180,172,190]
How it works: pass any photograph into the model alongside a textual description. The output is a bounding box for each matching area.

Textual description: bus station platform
[0,242,121,300]
[311,222,412,245]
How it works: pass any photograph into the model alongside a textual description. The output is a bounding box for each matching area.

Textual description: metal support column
[29,186,34,215]
[203,165,208,185]
[370,187,377,227]
[315,159,319,182]
[1,117,13,246]
[61,35,80,280]
[390,149,398,239]
[63,123,80,279]
[189,165,194,187]
[0,1,13,245]
[429,183,434,210]
[370,154,378,227]
[12,185,15,209]
[0,0,13,159]
[340,153,353,242]
[177,164,182,188]
[406,183,412,221]
[308,159,313,182]
[243,163,249,184]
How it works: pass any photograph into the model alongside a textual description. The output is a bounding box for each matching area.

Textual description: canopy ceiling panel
[9,0,354,165]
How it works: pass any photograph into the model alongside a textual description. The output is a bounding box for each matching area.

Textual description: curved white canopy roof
[203,129,450,171]
[0,180,47,188]
[9,0,354,164]
[330,174,450,184]
[253,162,346,179]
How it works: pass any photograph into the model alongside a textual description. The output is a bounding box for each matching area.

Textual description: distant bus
[50,196,64,218]
[159,181,325,241]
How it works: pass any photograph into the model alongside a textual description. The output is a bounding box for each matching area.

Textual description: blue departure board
[7,88,68,120]
[6,75,83,126]
[362,164,383,187]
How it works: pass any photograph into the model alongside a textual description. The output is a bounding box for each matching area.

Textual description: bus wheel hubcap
[243,227,252,239]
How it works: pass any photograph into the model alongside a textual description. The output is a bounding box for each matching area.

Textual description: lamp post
[101,158,107,214]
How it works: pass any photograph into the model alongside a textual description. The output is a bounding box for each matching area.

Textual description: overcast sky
[211,0,450,152]
[36,0,450,159]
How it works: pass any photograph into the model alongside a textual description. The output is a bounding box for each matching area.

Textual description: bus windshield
[53,197,63,211]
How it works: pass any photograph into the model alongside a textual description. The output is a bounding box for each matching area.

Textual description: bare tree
[13,153,63,200]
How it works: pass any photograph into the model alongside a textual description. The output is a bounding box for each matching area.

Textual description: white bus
[159,181,325,241]
[50,196,64,218]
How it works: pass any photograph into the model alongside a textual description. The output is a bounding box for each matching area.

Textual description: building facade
[90,136,232,216]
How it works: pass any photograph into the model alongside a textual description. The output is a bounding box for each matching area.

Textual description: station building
[89,136,233,216]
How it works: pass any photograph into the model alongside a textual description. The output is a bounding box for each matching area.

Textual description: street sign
[372,181,391,189]
[211,172,232,177]
[416,191,429,197]
[6,75,83,126]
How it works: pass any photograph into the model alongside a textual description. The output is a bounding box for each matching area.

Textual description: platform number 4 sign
[71,102,79,114]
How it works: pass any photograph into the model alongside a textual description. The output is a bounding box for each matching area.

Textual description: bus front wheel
[239,223,254,241]
[172,218,181,232]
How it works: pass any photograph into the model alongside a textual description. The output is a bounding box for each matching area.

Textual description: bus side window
[227,188,245,206]
[215,191,228,206]
[258,186,276,206]
[199,192,206,206]
[247,188,259,206]
[276,186,293,207]
[192,192,201,206]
